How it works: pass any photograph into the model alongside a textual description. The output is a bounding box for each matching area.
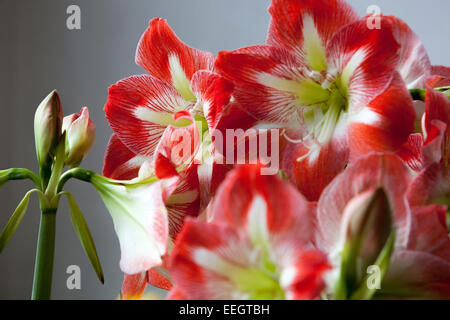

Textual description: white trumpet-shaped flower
[89,173,179,274]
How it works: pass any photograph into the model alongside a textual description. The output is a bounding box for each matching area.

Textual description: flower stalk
[0,91,104,300]
[31,207,57,300]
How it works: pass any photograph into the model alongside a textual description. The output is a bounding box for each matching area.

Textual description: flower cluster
[103,0,450,300]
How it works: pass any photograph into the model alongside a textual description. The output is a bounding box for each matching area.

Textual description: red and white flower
[405,76,450,209]
[215,0,419,200]
[102,18,256,297]
[168,165,329,300]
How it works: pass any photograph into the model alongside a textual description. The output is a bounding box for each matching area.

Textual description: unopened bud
[62,107,96,167]
[34,90,63,167]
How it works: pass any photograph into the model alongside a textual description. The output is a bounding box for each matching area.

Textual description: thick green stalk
[31,207,57,300]
[31,137,65,300]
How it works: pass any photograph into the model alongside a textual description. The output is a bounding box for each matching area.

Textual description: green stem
[0,168,41,189]
[31,207,57,300]
[57,168,94,193]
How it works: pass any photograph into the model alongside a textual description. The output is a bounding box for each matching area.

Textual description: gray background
[0,0,448,300]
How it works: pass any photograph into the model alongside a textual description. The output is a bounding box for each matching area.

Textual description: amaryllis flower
[316,153,450,299]
[168,165,329,300]
[216,0,419,200]
[102,19,255,297]
[103,17,217,251]
[104,18,255,207]
[105,18,213,157]
[406,77,450,208]
[103,113,200,296]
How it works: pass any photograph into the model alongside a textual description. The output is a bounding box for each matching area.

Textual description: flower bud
[34,90,63,167]
[62,107,96,167]
[341,188,392,267]
[334,188,394,299]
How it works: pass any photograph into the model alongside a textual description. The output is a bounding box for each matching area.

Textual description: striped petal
[281,250,330,300]
[423,77,450,162]
[383,16,431,89]
[168,165,327,300]
[382,205,450,299]
[326,19,400,113]
[407,161,450,207]
[281,135,349,201]
[191,70,234,130]
[431,65,450,87]
[103,134,150,180]
[267,0,359,70]
[215,45,308,124]
[135,18,214,100]
[165,165,200,239]
[105,75,191,157]
[316,154,412,255]
[210,165,315,243]
[384,250,450,299]
[154,110,200,168]
[348,72,416,158]
[169,217,326,300]
[121,272,147,300]
[147,265,173,291]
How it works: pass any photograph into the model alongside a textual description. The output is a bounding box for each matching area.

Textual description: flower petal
[103,134,150,180]
[397,133,425,172]
[383,250,450,299]
[215,45,307,124]
[135,18,214,99]
[165,166,200,239]
[210,164,316,243]
[154,110,201,168]
[383,16,431,88]
[383,204,450,299]
[191,70,234,130]
[169,218,254,300]
[105,75,190,157]
[431,65,450,87]
[281,136,349,201]
[423,77,450,162]
[316,154,412,255]
[406,205,449,256]
[166,287,186,300]
[326,19,400,111]
[121,272,147,300]
[93,175,179,274]
[281,250,330,300]
[267,0,359,70]
[407,161,450,207]
[348,72,415,158]
[147,266,173,291]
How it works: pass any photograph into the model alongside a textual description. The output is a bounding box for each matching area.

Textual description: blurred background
[0,0,449,299]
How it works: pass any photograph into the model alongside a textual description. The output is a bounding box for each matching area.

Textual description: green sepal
[63,192,104,284]
[0,189,42,252]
